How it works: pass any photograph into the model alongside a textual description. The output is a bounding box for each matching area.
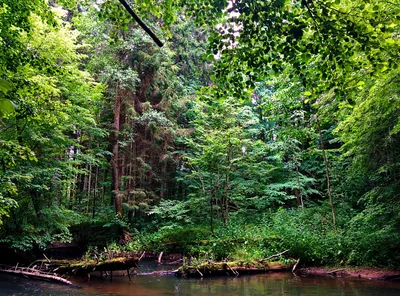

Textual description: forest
[0,0,399,270]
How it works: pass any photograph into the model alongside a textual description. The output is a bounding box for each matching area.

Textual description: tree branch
[117,0,163,47]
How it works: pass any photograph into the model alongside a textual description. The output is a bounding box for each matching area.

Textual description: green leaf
[0,79,12,94]
[303,91,312,96]
[0,99,15,117]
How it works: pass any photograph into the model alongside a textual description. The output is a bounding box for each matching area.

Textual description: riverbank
[297,267,400,281]
[2,247,400,282]
[151,253,400,281]
[177,260,294,277]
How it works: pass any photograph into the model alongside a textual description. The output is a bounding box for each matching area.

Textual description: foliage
[186,0,400,98]
[0,0,399,270]
[0,3,105,249]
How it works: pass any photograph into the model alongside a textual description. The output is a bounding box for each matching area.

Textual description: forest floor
[297,266,400,281]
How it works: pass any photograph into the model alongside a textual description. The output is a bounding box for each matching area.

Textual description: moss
[178,260,293,277]
[47,257,139,275]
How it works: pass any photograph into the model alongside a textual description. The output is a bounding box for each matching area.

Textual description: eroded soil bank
[297,267,400,281]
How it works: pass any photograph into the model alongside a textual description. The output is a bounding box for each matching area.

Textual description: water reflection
[1,269,400,296]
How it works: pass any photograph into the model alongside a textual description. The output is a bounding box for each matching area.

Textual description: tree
[74,2,211,228]
[0,5,104,249]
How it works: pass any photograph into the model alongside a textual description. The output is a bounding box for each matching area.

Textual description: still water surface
[1,263,400,296]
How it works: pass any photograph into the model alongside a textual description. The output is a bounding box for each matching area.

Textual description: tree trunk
[295,166,304,208]
[86,164,92,214]
[224,143,232,225]
[317,119,336,231]
[92,166,98,222]
[112,87,123,215]
[209,172,214,233]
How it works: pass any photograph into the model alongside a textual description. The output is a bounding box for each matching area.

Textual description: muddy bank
[297,267,400,281]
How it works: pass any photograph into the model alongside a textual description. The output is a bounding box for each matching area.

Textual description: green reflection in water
[1,272,400,296]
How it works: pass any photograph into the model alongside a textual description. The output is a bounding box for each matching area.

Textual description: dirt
[297,266,400,281]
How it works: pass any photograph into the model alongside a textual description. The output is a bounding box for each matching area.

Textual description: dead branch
[263,249,290,261]
[157,251,164,264]
[196,268,204,277]
[292,258,300,274]
[0,265,73,285]
[226,263,239,276]
[43,253,51,262]
[139,251,146,261]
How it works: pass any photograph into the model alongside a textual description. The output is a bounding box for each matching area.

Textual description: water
[1,263,400,296]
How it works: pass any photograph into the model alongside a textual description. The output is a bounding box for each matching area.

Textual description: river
[1,262,400,296]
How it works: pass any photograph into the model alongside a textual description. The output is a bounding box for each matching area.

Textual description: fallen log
[0,265,73,285]
[49,257,139,276]
[177,260,293,277]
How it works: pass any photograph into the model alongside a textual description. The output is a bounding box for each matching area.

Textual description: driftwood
[0,264,73,285]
